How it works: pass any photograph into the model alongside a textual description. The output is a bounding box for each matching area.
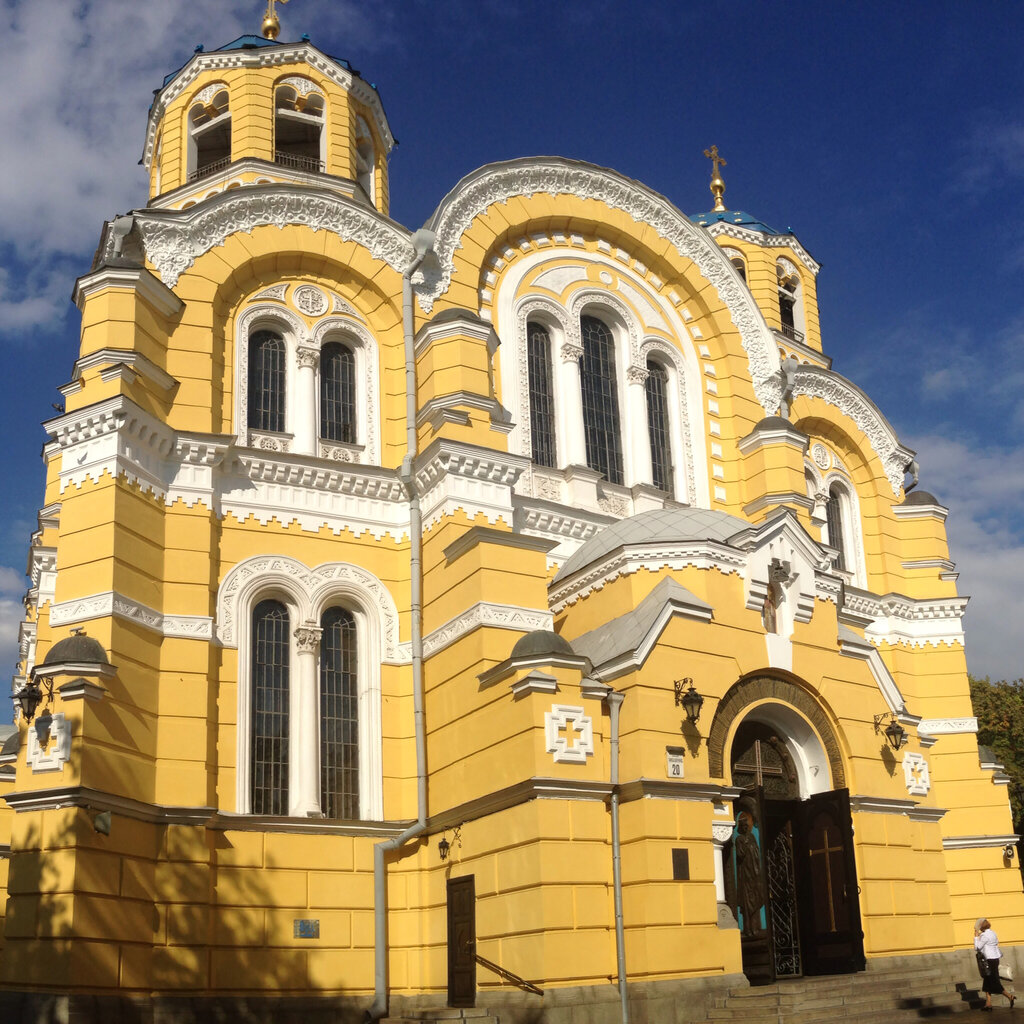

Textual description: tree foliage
[969,675,1024,837]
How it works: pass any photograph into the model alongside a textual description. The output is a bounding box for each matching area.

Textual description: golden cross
[704,145,726,177]
[262,0,290,40]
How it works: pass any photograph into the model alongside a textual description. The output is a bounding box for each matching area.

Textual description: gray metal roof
[554,506,749,582]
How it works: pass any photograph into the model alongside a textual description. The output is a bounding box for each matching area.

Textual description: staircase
[708,965,987,1023]
[382,1010,500,1024]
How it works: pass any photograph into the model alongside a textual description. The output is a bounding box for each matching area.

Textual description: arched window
[526,321,557,468]
[355,117,375,203]
[320,341,356,443]
[275,84,324,173]
[320,607,359,819]
[248,330,286,433]
[188,88,231,181]
[645,359,673,493]
[250,600,290,816]
[580,315,624,485]
[825,486,847,570]
[730,257,747,282]
[777,260,805,343]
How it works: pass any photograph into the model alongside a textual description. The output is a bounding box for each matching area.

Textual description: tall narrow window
[579,315,624,485]
[731,257,747,282]
[274,84,324,173]
[248,330,286,433]
[251,600,290,815]
[320,341,356,443]
[777,261,804,342]
[355,117,375,204]
[645,360,673,493]
[188,89,231,180]
[826,487,846,570]
[527,322,557,467]
[320,607,359,819]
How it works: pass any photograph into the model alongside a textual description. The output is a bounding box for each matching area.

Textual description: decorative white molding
[49,590,214,641]
[217,555,406,663]
[143,43,394,171]
[792,366,914,495]
[57,678,106,702]
[848,591,969,649]
[711,821,734,844]
[891,501,949,522]
[135,187,413,288]
[422,602,554,658]
[544,704,594,764]
[511,670,559,700]
[848,795,918,816]
[918,718,978,736]
[278,75,323,98]
[902,751,931,797]
[701,220,820,276]
[71,348,178,394]
[943,834,1020,851]
[72,265,184,318]
[254,283,289,303]
[293,284,328,317]
[27,714,71,773]
[422,158,782,410]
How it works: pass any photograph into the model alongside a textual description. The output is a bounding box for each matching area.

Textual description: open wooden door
[794,788,865,975]
[447,875,476,1007]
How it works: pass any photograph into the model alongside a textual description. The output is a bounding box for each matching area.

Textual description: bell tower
[141,11,394,214]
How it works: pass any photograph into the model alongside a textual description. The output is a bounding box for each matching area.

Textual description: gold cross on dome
[704,145,728,212]
[704,145,726,177]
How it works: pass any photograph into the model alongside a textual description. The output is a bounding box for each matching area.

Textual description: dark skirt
[983,961,1003,994]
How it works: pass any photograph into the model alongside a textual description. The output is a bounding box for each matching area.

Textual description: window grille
[645,360,673,493]
[526,322,557,467]
[320,607,359,819]
[579,315,624,485]
[320,341,356,443]
[826,488,847,570]
[251,600,290,815]
[248,331,286,433]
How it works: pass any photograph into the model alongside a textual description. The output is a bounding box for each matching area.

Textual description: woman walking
[976,918,1016,1011]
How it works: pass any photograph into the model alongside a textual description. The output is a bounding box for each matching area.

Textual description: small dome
[555,506,749,582]
[752,415,795,431]
[902,489,939,506]
[510,630,575,660]
[43,633,110,666]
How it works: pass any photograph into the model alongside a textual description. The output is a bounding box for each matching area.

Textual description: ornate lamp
[674,678,705,727]
[438,835,450,861]
[12,679,44,723]
[873,711,907,751]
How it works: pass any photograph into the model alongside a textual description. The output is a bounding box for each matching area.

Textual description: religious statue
[779,355,799,419]
[734,811,766,936]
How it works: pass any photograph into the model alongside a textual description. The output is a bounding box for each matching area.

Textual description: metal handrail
[188,155,231,182]
[274,150,324,173]
[474,953,543,995]
[779,322,805,343]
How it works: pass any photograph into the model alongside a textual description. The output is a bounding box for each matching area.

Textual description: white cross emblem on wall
[545,704,594,764]
[902,751,931,796]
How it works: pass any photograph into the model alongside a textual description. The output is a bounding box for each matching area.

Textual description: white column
[291,623,322,817]
[294,345,320,456]
[558,342,587,466]
[626,364,652,486]
[712,820,735,902]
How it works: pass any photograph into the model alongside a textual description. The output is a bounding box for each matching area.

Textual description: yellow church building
[2,10,1021,1023]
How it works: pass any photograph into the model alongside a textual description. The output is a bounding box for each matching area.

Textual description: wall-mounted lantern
[12,677,49,723]
[674,677,705,728]
[1003,843,1016,861]
[873,711,907,751]
[438,825,462,862]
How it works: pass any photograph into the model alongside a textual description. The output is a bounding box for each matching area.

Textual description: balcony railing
[274,150,324,173]
[778,322,805,343]
[188,155,231,182]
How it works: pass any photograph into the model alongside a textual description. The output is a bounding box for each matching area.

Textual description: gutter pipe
[368,228,436,1022]
[605,689,629,1024]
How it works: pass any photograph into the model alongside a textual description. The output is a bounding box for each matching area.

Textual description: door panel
[794,788,865,975]
[447,875,476,1007]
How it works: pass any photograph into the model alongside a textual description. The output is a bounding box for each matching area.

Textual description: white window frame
[806,459,867,586]
[187,85,231,179]
[274,78,327,169]
[776,257,806,338]
[640,338,692,501]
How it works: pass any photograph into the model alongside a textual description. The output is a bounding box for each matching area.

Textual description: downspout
[605,689,629,1024]
[368,228,436,1023]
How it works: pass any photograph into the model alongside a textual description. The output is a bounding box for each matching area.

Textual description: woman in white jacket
[975,918,1015,1011]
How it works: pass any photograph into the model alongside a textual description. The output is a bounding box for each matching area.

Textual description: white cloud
[908,434,1024,682]
[0,566,26,596]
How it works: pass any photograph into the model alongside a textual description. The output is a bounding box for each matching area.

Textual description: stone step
[381,1014,499,1024]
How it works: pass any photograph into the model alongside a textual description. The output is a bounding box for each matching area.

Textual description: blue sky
[0,0,1021,685]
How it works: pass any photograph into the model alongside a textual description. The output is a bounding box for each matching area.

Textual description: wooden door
[794,788,865,975]
[447,875,476,1007]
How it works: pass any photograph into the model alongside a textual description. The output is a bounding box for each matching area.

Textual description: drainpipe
[367,228,436,1023]
[605,689,629,1024]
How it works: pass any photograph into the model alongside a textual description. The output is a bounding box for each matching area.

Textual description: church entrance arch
[716,675,865,985]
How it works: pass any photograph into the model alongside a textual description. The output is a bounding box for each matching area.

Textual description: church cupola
[142,11,394,214]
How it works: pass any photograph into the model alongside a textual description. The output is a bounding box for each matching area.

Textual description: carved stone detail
[27,712,72,773]
[278,75,323,97]
[294,624,322,654]
[421,159,781,407]
[294,285,328,317]
[544,704,595,764]
[422,602,554,658]
[295,346,320,370]
[249,431,291,453]
[136,190,414,288]
[811,442,830,470]
[626,365,650,386]
[902,751,931,797]
[253,283,289,303]
[560,342,583,363]
[192,82,228,107]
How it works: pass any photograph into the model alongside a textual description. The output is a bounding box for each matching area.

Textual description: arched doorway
[720,694,865,985]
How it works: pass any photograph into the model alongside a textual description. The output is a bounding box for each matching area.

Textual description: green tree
[969,676,1024,871]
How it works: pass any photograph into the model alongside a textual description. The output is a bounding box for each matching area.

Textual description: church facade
[2,20,1021,1024]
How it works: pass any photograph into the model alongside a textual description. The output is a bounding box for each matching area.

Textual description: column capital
[560,342,584,364]
[296,345,320,370]
[294,622,322,654]
[626,364,650,386]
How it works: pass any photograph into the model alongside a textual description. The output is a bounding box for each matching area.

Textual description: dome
[0,730,19,757]
[43,633,110,667]
[752,416,795,430]
[901,489,939,506]
[510,630,576,660]
[555,506,749,582]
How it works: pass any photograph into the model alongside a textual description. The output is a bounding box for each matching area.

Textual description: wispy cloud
[949,117,1024,200]
[0,566,26,690]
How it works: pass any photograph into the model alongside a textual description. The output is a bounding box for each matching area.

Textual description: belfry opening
[724,697,866,985]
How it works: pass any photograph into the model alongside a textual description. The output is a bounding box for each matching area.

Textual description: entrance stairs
[708,965,986,1023]
[382,1010,500,1024]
